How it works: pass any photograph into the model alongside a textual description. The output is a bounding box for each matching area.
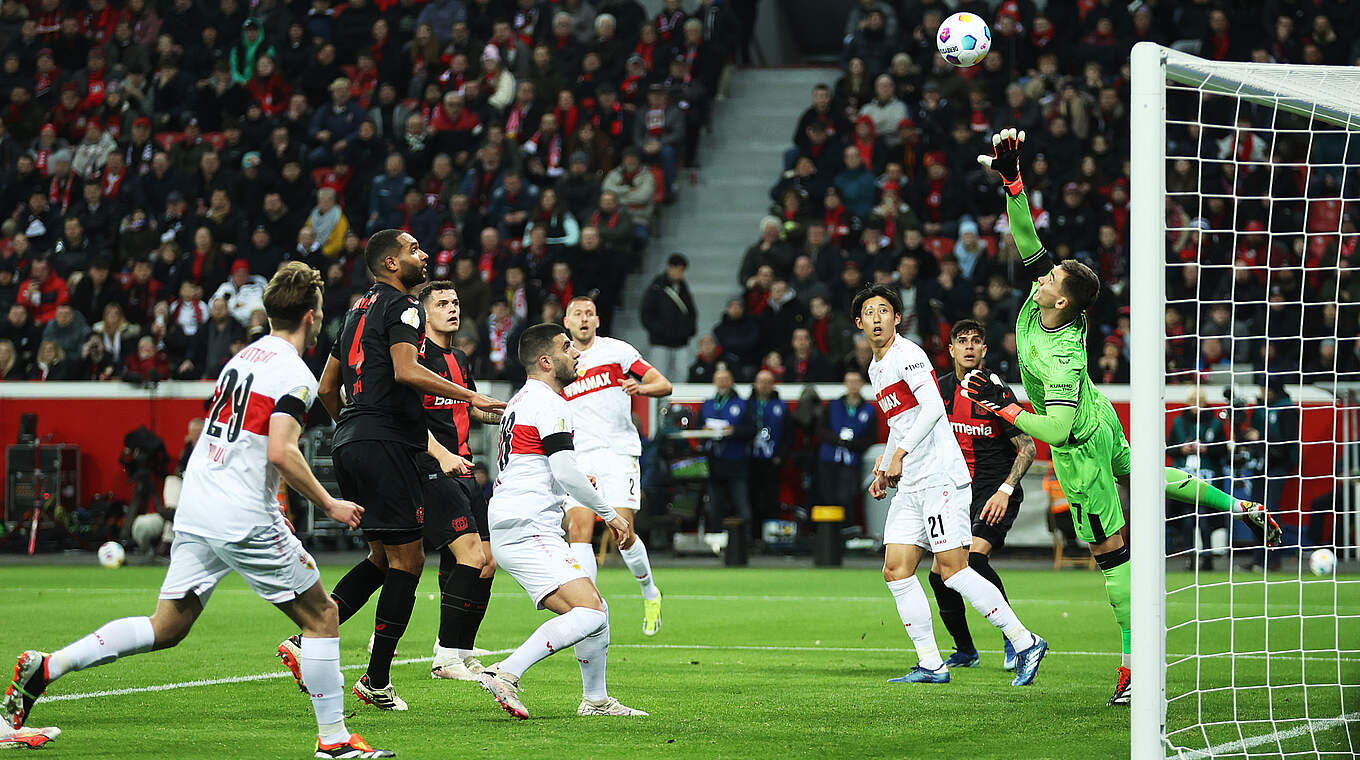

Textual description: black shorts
[457,475,490,540]
[969,485,1023,551]
[333,440,425,545]
[416,455,479,550]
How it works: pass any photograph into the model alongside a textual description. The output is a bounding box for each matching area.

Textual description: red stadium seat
[923,236,954,260]
[154,131,185,152]
[202,132,226,150]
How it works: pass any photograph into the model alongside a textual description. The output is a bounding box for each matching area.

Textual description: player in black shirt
[283,230,504,710]
[933,319,1037,672]
[417,280,503,681]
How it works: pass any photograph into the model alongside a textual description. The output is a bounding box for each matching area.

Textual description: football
[1308,548,1336,577]
[937,12,992,68]
[97,541,126,569]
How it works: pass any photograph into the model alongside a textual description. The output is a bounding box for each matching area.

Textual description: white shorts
[159,519,321,605]
[883,478,973,552]
[566,450,640,512]
[491,532,589,610]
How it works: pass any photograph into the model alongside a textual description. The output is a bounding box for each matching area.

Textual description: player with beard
[276,231,504,711]
[933,319,1037,671]
[477,324,649,719]
[416,280,503,680]
[561,296,672,636]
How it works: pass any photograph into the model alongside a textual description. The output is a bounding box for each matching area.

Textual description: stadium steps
[612,66,840,353]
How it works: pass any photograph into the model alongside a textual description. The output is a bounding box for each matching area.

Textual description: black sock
[367,568,419,688]
[437,549,455,596]
[462,576,494,650]
[330,558,386,626]
[438,562,482,650]
[968,552,1008,600]
[928,571,973,654]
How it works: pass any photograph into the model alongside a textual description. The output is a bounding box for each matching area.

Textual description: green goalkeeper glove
[977,127,1026,197]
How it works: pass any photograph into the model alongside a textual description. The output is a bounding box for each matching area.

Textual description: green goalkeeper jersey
[1006,191,1111,448]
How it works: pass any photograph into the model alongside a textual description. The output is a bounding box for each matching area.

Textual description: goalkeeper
[965,129,1281,708]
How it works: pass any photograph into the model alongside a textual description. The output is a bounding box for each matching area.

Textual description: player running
[561,296,673,636]
[935,319,1037,672]
[477,323,649,719]
[417,281,501,680]
[4,263,395,759]
[856,284,1048,686]
[969,129,1282,706]
[279,230,504,711]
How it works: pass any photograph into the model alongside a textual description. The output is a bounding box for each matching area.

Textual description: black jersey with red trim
[419,337,476,462]
[330,282,427,449]
[937,370,1024,495]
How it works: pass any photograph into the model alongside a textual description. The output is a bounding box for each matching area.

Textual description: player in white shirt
[477,323,649,720]
[561,296,673,635]
[2,263,395,759]
[854,284,1048,687]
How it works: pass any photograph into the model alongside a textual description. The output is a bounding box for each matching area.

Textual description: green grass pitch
[0,564,1355,759]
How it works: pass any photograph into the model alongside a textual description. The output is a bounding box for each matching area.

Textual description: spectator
[859,74,906,140]
[308,77,366,166]
[1168,389,1234,570]
[784,326,836,383]
[639,252,698,379]
[28,338,75,380]
[123,333,169,382]
[744,368,789,535]
[833,144,875,219]
[17,257,70,325]
[688,333,733,384]
[211,258,267,325]
[41,302,90,358]
[601,147,655,242]
[0,339,19,381]
[91,301,138,366]
[453,255,490,324]
[701,363,754,535]
[807,294,855,365]
[304,187,349,258]
[712,296,760,379]
[0,303,42,370]
[191,296,244,378]
[739,216,796,286]
[816,369,877,512]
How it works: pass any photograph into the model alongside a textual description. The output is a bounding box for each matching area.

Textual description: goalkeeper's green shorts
[1050,400,1130,545]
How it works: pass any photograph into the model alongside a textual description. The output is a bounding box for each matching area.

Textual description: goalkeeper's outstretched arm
[979,128,1056,285]
[961,368,1077,447]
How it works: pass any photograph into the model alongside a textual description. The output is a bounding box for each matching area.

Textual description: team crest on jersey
[401,307,421,328]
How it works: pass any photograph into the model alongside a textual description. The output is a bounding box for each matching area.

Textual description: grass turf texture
[0,565,1354,759]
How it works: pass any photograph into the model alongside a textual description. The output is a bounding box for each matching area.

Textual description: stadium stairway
[613,67,840,354]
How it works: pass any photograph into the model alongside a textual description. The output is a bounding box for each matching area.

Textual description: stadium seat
[154,131,185,152]
[923,236,954,260]
[203,132,226,150]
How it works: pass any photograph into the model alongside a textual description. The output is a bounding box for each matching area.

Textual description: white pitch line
[1172,712,1360,759]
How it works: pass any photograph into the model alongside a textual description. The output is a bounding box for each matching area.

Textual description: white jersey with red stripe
[175,335,319,542]
[561,336,652,456]
[867,333,970,490]
[488,378,576,541]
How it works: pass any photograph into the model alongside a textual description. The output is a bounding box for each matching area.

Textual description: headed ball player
[970,129,1280,705]
[416,281,502,680]
[560,296,673,636]
[934,319,1037,671]
[477,323,648,719]
[4,263,395,759]
[855,283,1048,686]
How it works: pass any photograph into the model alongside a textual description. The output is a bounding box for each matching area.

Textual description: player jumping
[935,319,1038,671]
[968,129,1282,706]
[478,323,648,719]
[856,284,1048,686]
[562,296,673,636]
[4,263,395,759]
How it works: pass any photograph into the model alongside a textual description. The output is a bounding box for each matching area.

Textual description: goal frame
[1129,41,1360,758]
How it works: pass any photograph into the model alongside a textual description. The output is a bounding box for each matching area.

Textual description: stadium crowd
[687,0,1360,393]
[0,0,747,383]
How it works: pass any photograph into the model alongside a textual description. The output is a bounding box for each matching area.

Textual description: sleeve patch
[400,307,421,328]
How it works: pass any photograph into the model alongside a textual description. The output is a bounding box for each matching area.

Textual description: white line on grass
[1171,712,1360,759]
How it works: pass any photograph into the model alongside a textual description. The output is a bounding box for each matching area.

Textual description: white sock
[500,606,607,678]
[1123,652,1132,668]
[619,538,659,600]
[48,616,155,681]
[886,577,944,671]
[300,636,349,744]
[571,542,598,582]
[575,602,610,700]
[943,567,1035,651]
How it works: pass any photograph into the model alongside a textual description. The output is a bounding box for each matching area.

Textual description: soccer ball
[97,541,126,569]
[1308,548,1336,577]
[937,12,991,68]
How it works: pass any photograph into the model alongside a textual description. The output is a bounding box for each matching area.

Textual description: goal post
[1130,42,1360,759]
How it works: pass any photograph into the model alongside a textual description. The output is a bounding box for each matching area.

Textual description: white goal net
[1129,44,1359,759]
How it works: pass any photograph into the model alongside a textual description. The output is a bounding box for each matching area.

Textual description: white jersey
[175,335,319,542]
[868,334,970,490]
[562,336,653,456]
[489,379,578,541]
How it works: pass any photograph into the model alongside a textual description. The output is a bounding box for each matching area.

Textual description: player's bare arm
[980,434,1035,526]
[471,407,503,424]
[620,367,673,397]
[427,430,470,477]
[267,413,363,529]
[389,342,506,412]
[318,355,343,421]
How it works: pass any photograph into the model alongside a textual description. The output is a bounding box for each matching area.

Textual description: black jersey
[330,282,427,449]
[938,370,1024,495]
[419,337,476,466]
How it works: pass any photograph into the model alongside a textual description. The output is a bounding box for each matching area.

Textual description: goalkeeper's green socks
[1095,546,1132,666]
[1165,467,1245,513]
